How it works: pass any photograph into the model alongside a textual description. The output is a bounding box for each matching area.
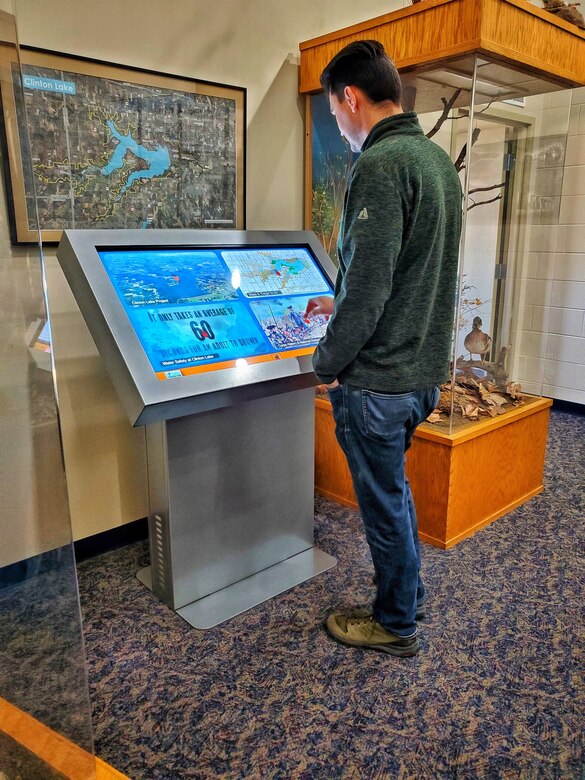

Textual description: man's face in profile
[328,90,361,153]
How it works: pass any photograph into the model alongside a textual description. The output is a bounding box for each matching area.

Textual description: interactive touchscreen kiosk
[57,230,337,629]
[99,245,332,377]
[58,231,337,426]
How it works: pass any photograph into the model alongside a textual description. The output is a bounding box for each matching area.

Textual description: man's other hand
[305,295,334,319]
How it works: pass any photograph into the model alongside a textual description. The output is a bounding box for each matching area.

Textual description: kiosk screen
[98,246,334,380]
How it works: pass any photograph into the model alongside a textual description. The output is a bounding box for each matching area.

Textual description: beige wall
[15,0,403,231]
[0,7,74,566]
[5,2,583,548]
[11,0,402,540]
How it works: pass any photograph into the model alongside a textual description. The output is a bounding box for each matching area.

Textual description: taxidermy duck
[542,0,585,29]
[464,317,492,362]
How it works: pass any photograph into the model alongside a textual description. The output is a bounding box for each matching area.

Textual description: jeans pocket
[361,389,413,441]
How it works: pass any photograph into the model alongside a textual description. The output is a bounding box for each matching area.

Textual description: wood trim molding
[315,394,552,448]
[0,696,129,780]
[414,396,553,446]
[299,0,457,51]
[299,0,585,93]
[304,96,312,229]
[500,0,585,36]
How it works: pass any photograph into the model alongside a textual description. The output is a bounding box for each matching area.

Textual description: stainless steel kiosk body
[57,230,337,628]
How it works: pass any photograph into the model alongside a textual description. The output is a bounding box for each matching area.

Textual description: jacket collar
[361,112,423,153]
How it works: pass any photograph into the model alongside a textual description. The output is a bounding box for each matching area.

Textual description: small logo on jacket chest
[357,207,369,220]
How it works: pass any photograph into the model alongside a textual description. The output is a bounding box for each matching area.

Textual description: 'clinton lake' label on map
[23,75,76,94]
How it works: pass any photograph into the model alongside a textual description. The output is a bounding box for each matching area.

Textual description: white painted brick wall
[545,88,585,403]
[515,88,585,405]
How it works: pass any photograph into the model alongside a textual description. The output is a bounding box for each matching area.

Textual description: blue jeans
[328,383,440,638]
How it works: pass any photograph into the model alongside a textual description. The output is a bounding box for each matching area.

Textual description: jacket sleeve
[312,165,406,384]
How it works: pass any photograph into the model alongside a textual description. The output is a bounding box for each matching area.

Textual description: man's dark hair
[320,40,402,105]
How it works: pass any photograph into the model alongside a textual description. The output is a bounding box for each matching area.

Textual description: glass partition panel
[0,3,95,776]
[448,55,570,433]
[401,54,571,433]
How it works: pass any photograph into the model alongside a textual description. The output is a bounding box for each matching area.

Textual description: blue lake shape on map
[101,120,171,194]
[99,250,238,307]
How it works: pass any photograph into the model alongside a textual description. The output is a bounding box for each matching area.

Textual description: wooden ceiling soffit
[299,0,585,93]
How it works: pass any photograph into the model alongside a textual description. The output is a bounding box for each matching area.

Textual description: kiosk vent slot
[152,513,172,604]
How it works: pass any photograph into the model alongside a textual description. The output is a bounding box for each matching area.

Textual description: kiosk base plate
[136,546,336,629]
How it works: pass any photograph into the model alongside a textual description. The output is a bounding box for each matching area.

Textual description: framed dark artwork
[0,46,246,243]
[306,92,356,264]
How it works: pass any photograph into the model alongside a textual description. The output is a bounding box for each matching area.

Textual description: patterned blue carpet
[77,410,584,779]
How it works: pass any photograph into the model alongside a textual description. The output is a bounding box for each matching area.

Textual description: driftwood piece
[426,345,524,423]
[426,89,462,139]
[454,128,481,172]
[456,345,510,382]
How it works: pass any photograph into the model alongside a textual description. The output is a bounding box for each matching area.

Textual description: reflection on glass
[0,4,96,777]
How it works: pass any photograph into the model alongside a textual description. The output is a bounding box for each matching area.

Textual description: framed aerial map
[0,47,245,243]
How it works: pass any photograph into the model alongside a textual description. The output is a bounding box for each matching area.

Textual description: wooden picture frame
[0,46,246,243]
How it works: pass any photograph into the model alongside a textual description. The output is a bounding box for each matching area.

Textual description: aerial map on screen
[98,247,333,379]
[15,64,238,232]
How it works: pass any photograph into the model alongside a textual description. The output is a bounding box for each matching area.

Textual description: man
[305,40,462,657]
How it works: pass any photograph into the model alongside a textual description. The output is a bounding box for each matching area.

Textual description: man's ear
[344,85,358,113]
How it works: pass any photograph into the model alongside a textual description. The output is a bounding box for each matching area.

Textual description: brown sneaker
[326,612,420,657]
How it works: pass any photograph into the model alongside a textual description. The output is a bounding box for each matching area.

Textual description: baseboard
[74,517,148,562]
[0,546,75,590]
[551,399,584,416]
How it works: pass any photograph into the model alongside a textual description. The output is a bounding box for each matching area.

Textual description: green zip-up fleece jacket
[313,112,462,391]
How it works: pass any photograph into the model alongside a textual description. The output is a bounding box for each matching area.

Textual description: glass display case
[301,0,585,546]
[309,51,575,433]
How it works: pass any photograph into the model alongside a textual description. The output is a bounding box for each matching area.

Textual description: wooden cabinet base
[314,395,552,549]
